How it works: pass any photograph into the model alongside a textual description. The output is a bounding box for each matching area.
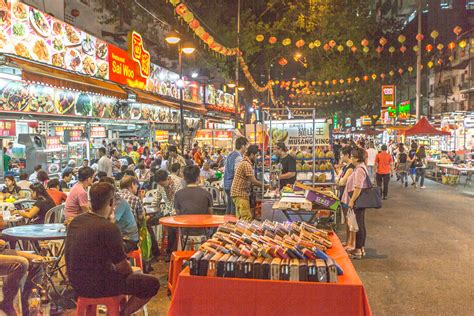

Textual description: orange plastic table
[159,215,237,249]
[168,233,372,316]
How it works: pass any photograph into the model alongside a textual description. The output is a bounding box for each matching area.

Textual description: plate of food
[65,49,82,72]
[0,29,7,49]
[30,9,50,37]
[52,37,64,52]
[130,106,142,120]
[0,9,11,27]
[96,42,108,60]
[64,25,81,46]
[82,55,97,76]
[14,42,31,59]
[32,38,50,62]
[82,35,95,56]
[75,93,92,116]
[54,91,76,114]
[52,52,65,68]
[52,21,63,36]
[97,61,108,79]
[12,22,27,38]
[12,2,28,21]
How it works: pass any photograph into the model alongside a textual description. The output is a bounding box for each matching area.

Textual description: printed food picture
[64,25,81,46]
[0,81,29,111]
[32,39,50,62]
[75,93,92,116]
[82,55,97,76]
[95,41,108,60]
[12,1,28,21]
[28,85,55,113]
[54,91,76,114]
[0,2,10,27]
[82,35,95,56]
[65,49,82,71]
[30,9,50,37]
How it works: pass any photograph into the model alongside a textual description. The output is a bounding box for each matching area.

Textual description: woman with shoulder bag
[414,145,427,189]
[342,147,371,259]
[335,146,356,249]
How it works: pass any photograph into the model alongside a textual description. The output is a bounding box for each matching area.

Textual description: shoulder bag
[351,167,382,209]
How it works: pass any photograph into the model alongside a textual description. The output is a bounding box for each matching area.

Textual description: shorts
[232,196,252,220]
[74,272,160,299]
[409,167,416,175]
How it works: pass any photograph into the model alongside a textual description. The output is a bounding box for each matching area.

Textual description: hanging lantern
[413,45,419,52]
[195,26,205,36]
[329,40,337,48]
[268,36,277,44]
[363,75,369,81]
[339,79,344,84]
[389,70,395,76]
[200,32,209,41]
[324,80,330,85]
[346,40,354,47]
[400,45,407,53]
[398,68,404,75]
[170,0,180,5]
[448,42,456,50]
[398,35,406,43]
[371,74,377,80]
[379,37,387,46]
[425,44,433,52]
[314,40,321,47]
[354,77,360,82]
[430,30,439,40]
[380,73,386,79]
[189,19,200,29]
[363,46,370,53]
[206,36,214,45]
[437,43,444,51]
[317,92,321,96]
[311,81,316,86]
[323,43,330,51]
[448,55,454,62]
[337,45,344,52]
[388,46,395,54]
[427,61,434,68]
[351,46,358,53]
[347,78,352,84]
[256,35,264,42]
[361,39,369,47]
[459,40,467,49]
[318,81,322,85]
[176,3,188,15]
[296,39,305,48]
[332,79,338,85]
[437,59,443,65]
[183,11,194,23]
[282,38,291,46]
[408,66,414,72]
[453,26,462,36]
[308,42,315,49]
[376,46,383,55]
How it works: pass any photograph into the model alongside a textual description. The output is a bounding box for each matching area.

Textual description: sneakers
[405,182,408,187]
[420,186,426,189]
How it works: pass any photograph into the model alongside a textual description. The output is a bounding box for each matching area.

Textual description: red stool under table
[127,248,143,270]
[76,295,126,316]
[167,251,195,296]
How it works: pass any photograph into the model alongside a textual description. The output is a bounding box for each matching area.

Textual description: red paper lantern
[323,43,330,51]
[189,19,200,29]
[400,45,407,53]
[448,42,456,50]
[176,3,187,15]
[200,32,209,41]
[268,36,277,44]
[416,33,424,41]
[363,75,369,81]
[351,46,357,53]
[376,46,383,54]
[425,44,433,52]
[361,39,369,47]
[295,39,305,48]
[278,57,288,66]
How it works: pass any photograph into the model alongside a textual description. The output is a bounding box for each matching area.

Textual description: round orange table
[159,215,237,249]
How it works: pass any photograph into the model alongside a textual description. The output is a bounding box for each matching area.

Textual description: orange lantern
[176,3,188,15]
[278,57,288,66]
[380,73,386,79]
[425,44,433,52]
[379,37,387,46]
[448,42,456,50]
[268,36,277,44]
[400,45,407,53]
[323,43,330,51]
[296,39,305,48]
[416,33,424,41]
[329,40,336,48]
[361,39,369,47]
[332,79,337,85]
[363,75,369,81]
[189,19,200,29]
[398,68,404,75]
[453,26,462,36]
[201,32,209,41]
[376,46,383,55]
[437,59,443,65]
[351,46,358,53]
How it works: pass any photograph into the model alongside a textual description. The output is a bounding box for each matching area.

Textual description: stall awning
[404,117,451,136]
[131,88,207,115]
[8,56,128,100]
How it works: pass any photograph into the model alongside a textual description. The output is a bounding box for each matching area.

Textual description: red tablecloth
[167,234,371,316]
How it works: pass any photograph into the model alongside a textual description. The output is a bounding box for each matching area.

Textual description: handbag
[351,167,382,209]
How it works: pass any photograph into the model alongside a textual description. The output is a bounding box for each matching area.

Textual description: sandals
[350,252,363,259]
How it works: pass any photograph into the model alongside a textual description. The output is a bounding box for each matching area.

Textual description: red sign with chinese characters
[0,120,16,137]
[214,131,232,139]
[129,31,150,79]
[46,136,61,149]
[108,44,147,89]
[195,130,213,139]
[91,126,107,138]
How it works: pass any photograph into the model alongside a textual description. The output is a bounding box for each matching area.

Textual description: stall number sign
[381,85,395,108]
[0,120,16,137]
[286,122,330,146]
[91,126,107,138]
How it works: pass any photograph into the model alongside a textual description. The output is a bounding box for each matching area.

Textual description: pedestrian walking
[366,142,377,180]
[407,142,418,186]
[374,144,394,199]
[396,146,409,187]
[414,145,427,189]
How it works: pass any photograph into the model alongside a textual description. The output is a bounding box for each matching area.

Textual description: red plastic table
[167,233,372,316]
[159,214,237,249]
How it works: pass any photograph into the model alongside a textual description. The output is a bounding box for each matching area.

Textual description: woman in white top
[366,141,377,180]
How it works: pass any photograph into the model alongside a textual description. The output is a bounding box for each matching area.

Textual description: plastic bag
[346,208,359,232]
[138,218,152,261]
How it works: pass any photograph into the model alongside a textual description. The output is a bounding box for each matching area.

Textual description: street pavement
[144,178,474,315]
[352,178,474,315]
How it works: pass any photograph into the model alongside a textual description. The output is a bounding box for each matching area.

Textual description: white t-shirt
[366,148,377,166]
[97,156,113,177]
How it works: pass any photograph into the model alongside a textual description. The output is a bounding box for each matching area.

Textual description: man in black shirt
[274,142,297,189]
[65,182,159,315]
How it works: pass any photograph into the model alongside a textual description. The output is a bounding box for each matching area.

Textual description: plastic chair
[144,189,158,199]
[0,202,16,213]
[75,295,126,316]
[44,204,65,224]
[127,248,143,271]
[19,190,32,199]
[205,186,226,215]
[167,251,195,297]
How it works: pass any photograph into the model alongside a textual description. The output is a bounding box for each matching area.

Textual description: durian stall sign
[269,120,330,147]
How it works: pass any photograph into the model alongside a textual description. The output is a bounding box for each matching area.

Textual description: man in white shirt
[97,147,113,177]
[366,141,378,180]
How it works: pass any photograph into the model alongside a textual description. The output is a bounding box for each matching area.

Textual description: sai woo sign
[381,85,395,108]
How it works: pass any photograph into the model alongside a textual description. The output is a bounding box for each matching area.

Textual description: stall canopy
[404,117,451,136]
[353,128,384,136]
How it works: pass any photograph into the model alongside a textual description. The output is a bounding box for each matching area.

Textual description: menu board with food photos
[205,84,235,112]
[0,0,109,79]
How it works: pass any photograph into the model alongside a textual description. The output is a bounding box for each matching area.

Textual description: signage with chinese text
[269,120,329,147]
[195,130,213,139]
[46,136,61,149]
[155,130,169,141]
[214,131,232,139]
[398,101,411,120]
[0,120,16,137]
[128,31,150,79]
[381,85,395,108]
[91,126,106,138]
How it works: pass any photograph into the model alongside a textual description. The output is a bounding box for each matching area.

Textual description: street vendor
[274,142,297,189]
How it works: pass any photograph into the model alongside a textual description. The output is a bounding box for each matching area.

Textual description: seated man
[200,161,216,182]
[65,182,159,315]
[154,169,183,210]
[168,165,213,253]
[99,177,139,253]
[47,179,68,206]
[59,169,74,192]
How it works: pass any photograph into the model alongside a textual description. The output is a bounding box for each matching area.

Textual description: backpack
[398,152,408,163]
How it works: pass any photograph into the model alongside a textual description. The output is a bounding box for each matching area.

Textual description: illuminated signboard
[398,101,411,120]
[128,31,150,79]
[0,120,16,136]
[381,85,395,108]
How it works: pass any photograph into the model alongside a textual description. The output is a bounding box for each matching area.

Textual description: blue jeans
[416,168,425,186]
[225,190,235,215]
[367,165,374,180]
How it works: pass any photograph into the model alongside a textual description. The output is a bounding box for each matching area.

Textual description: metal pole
[179,45,185,154]
[415,0,422,121]
[234,0,241,129]
[312,109,316,188]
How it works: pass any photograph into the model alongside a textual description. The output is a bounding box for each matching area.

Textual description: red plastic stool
[75,295,126,316]
[167,251,195,296]
[127,249,143,270]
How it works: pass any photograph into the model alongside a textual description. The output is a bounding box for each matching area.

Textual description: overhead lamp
[252,98,259,103]
[165,31,181,44]
[237,86,245,91]
[227,81,236,88]
[191,72,198,78]
[181,42,195,54]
